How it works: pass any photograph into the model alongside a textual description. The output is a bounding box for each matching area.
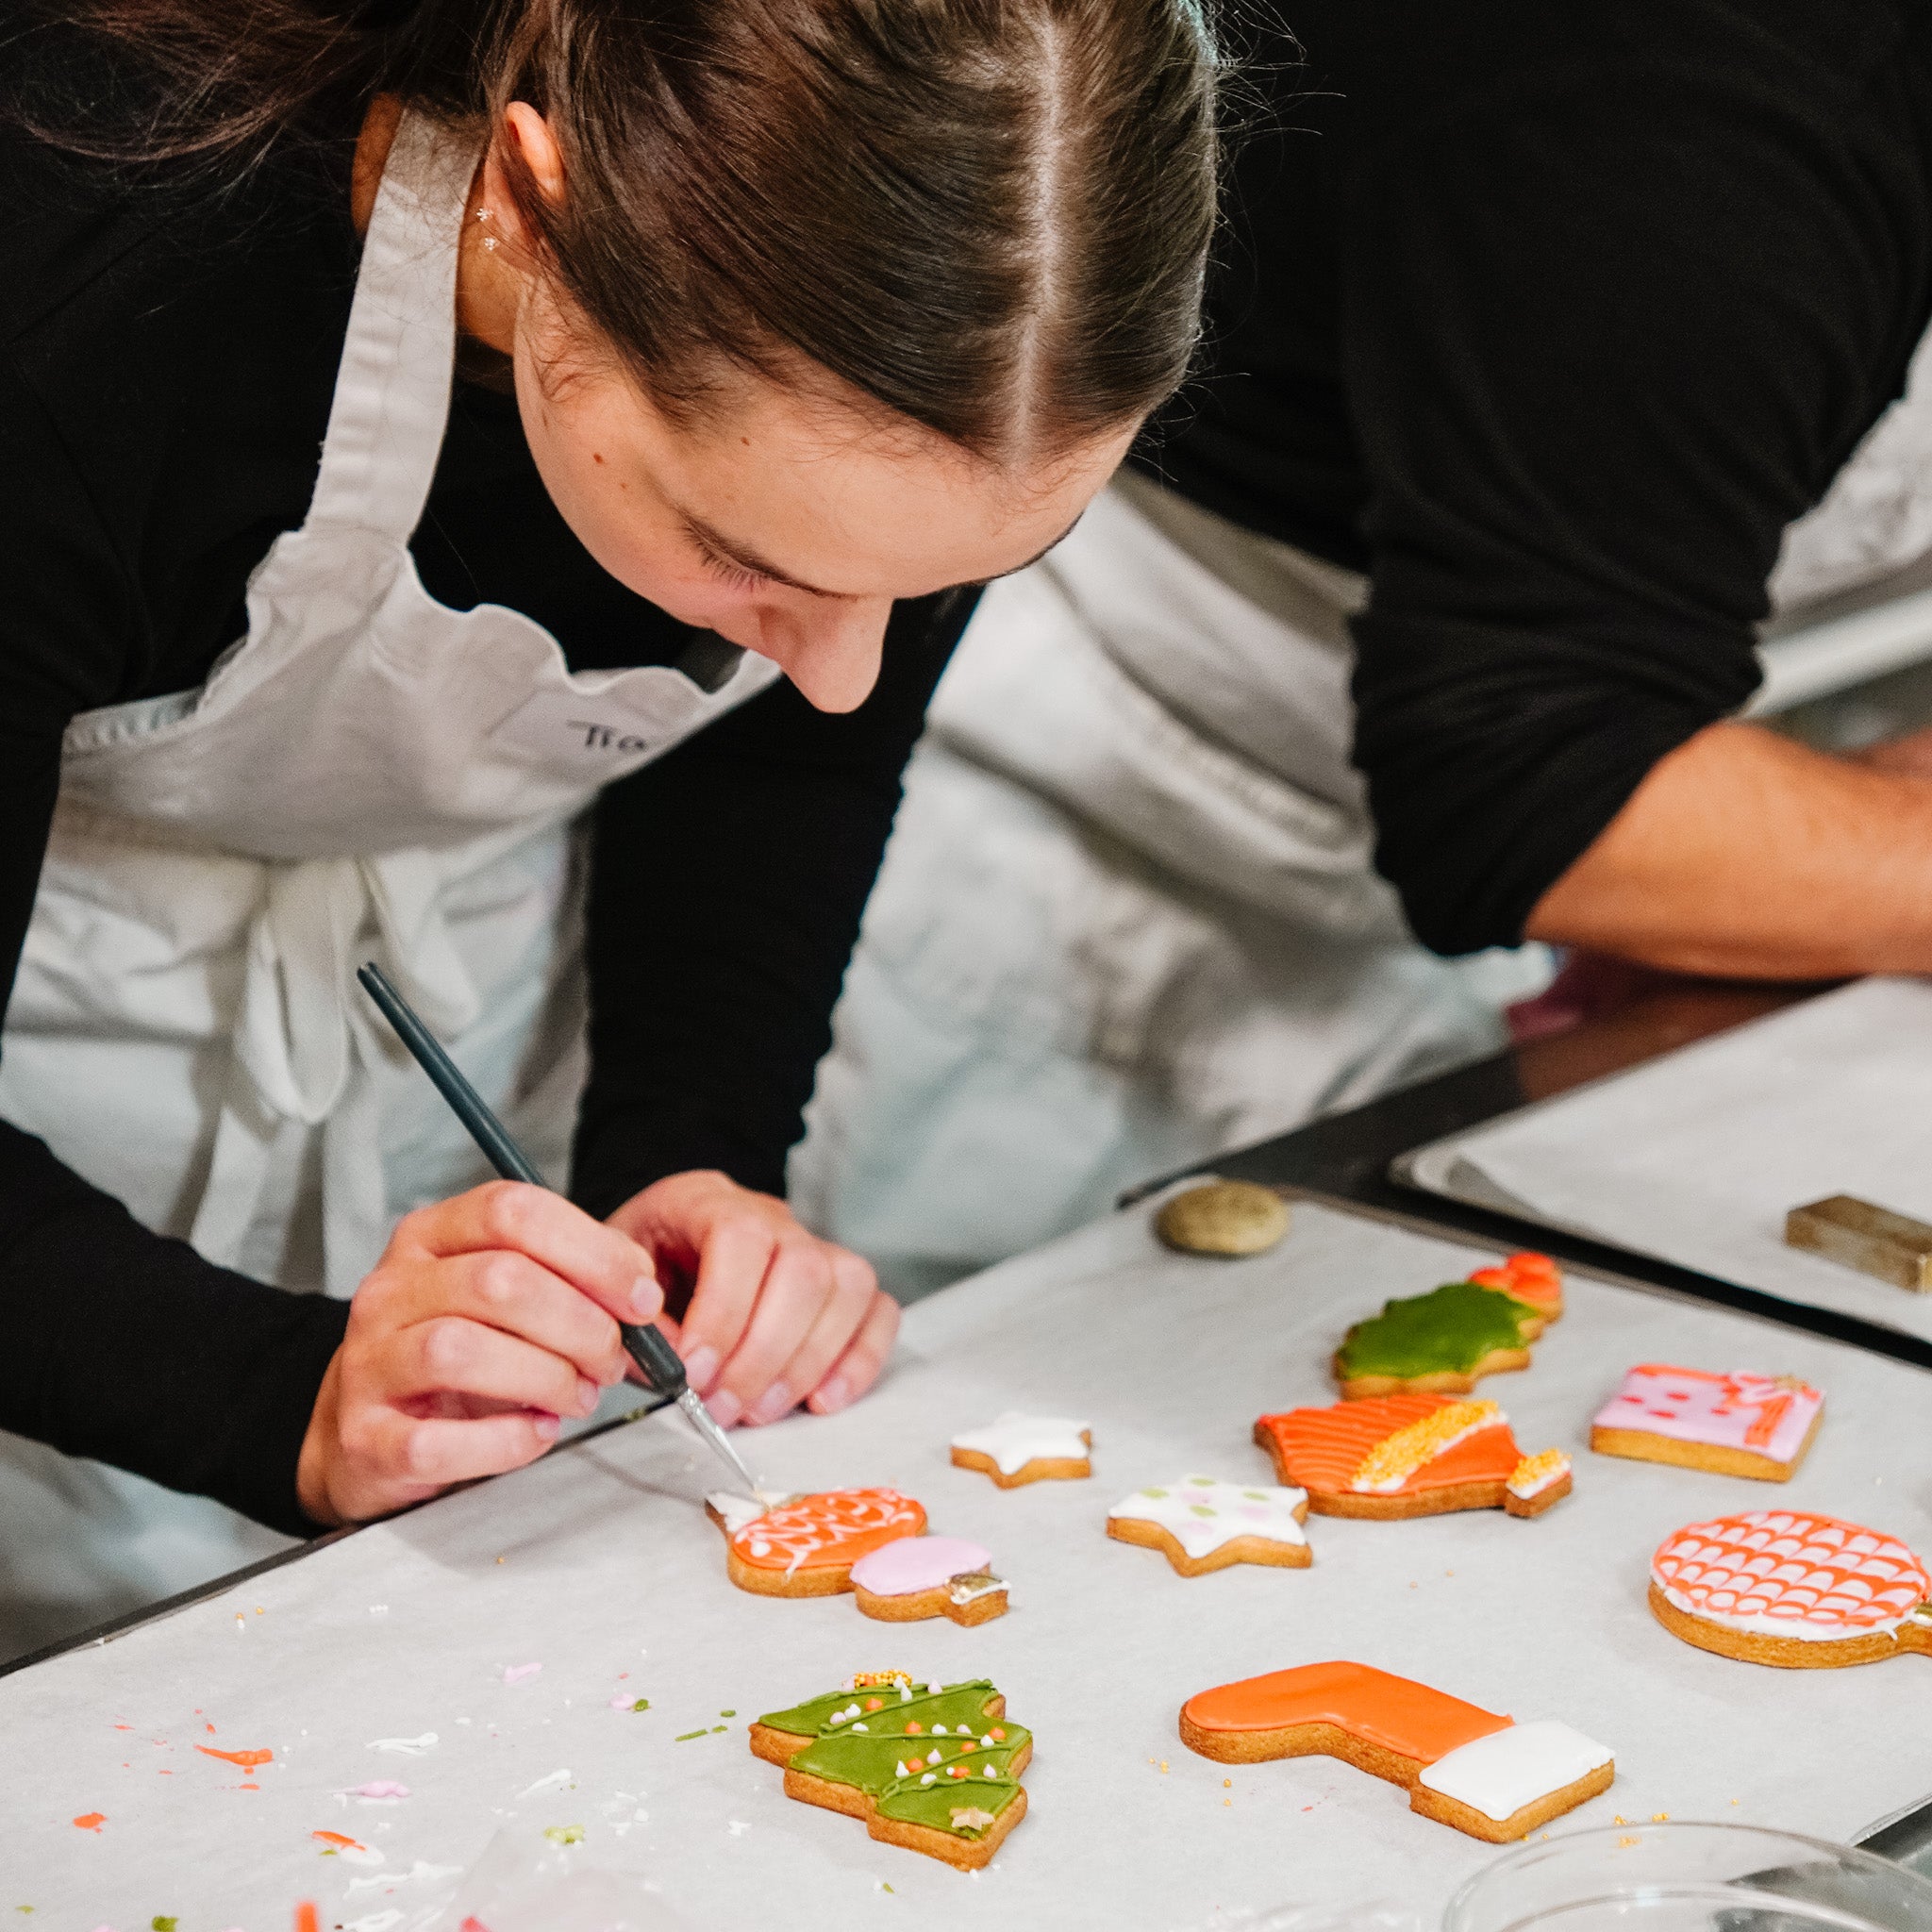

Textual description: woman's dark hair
[21,0,1218,463]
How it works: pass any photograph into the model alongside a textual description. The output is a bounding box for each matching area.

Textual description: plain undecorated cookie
[1155,1180,1291,1257]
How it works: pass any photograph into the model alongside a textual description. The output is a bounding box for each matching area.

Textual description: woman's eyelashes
[690,531,769,593]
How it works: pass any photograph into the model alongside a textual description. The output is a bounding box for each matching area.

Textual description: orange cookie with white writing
[1179,1662,1613,1843]
[1255,1394,1571,1520]
[708,1489,926,1598]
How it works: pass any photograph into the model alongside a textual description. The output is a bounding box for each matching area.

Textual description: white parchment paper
[4,1198,1930,1928]
[1400,976,1932,1344]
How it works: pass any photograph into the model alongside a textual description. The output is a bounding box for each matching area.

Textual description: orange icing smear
[195,1745,272,1770]
[728,1489,926,1573]
[1469,1251,1561,1311]
[1258,1395,1520,1494]
[1652,1509,1931,1638]
[1184,1661,1511,1764]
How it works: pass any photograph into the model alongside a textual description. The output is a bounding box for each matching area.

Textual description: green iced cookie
[1336,1279,1541,1381]
[874,1773,1022,1838]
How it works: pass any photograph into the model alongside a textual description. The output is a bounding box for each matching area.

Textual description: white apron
[794,332,1932,1301]
[0,112,776,1656]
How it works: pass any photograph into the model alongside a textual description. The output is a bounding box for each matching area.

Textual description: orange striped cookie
[1255,1393,1570,1519]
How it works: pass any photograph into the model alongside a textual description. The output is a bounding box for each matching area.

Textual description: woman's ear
[502,101,568,206]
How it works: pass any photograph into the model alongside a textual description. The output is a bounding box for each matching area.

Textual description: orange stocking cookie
[1650,1509,1932,1667]
[1179,1661,1613,1843]
[1255,1394,1571,1520]
[708,1490,926,1598]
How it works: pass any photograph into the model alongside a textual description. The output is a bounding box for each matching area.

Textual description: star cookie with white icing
[950,1412,1092,1488]
[1107,1474,1311,1576]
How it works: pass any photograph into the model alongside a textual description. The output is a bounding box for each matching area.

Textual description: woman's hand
[296,1182,660,1527]
[608,1170,897,1430]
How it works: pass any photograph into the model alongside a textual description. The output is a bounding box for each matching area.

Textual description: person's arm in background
[570,587,975,1427]
[1524,721,1932,976]
[1341,0,1932,976]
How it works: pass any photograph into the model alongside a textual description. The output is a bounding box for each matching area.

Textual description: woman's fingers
[351,1407,563,1496]
[741,1243,879,1425]
[805,1290,900,1416]
[378,1247,628,1388]
[399,1181,662,1328]
[673,1209,782,1404]
[387,1313,602,1424]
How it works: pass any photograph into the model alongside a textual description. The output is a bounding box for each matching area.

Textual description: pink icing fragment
[848,1535,993,1597]
[503,1662,542,1685]
[345,1780,409,1800]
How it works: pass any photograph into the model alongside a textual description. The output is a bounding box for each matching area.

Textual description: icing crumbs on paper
[369,1734,437,1755]
[542,1824,585,1846]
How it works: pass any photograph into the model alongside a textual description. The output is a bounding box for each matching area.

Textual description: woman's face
[513,324,1133,713]
[451,106,1132,713]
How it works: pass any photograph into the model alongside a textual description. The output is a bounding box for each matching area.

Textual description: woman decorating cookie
[0,0,1217,1637]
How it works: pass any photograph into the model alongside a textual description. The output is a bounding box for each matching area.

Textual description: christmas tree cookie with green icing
[1335,1254,1563,1400]
[749,1672,1028,1869]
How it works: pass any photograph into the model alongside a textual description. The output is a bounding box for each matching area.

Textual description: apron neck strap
[303,110,480,539]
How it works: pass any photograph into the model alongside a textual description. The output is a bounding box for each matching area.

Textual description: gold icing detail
[1507,1448,1571,1497]
[1350,1400,1502,1491]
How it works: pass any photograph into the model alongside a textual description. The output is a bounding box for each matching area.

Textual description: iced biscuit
[750,1674,1029,1869]
[1107,1474,1311,1575]
[849,1536,1009,1626]
[950,1413,1092,1487]
[1256,1393,1570,1520]
[1179,1661,1612,1843]
[1650,1509,1932,1668]
[1592,1366,1823,1481]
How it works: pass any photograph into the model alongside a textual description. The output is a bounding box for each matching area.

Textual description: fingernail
[706,1388,742,1429]
[629,1276,658,1322]
[683,1344,720,1392]
[746,1380,795,1427]
[576,1376,600,1414]
[534,1414,561,1441]
[814,1374,851,1415]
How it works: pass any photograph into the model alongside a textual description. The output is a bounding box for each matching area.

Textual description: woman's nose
[764,595,891,713]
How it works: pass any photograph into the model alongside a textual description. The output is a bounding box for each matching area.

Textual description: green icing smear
[758,1678,995,1740]
[761,1680,1023,1838]
[1336,1279,1541,1379]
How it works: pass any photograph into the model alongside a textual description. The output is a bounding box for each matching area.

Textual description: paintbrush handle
[357,960,684,1401]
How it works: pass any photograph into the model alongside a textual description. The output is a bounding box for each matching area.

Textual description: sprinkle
[1619,1836,1641,1848]
[1652,1812,1670,1823]
[503,1663,541,1686]
[675,1729,707,1742]
[72,1814,105,1832]
[341,1782,409,1801]
[542,1825,585,1847]
[152,1921,177,1931]
[720,1709,736,1718]
[711,1726,727,1734]
[196,1747,271,1772]
[1352,1401,1502,1491]
[313,1832,363,1852]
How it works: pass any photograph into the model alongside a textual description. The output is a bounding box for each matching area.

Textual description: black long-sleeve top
[1134,0,1932,954]
[0,108,968,1534]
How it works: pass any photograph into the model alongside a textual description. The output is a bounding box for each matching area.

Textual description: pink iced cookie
[850,1535,1008,1627]
[1591,1365,1824,1480]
